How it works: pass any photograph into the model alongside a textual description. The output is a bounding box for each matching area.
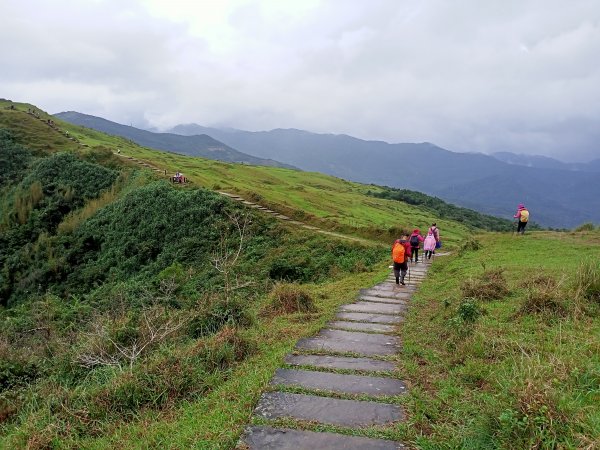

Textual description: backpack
[520,209,529,223]
[410,235,420,247]
[392,243,405,263]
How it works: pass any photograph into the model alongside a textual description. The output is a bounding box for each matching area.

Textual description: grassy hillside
[0,124,389,447]
[4,100,596,449]
[1,99,473,247]
[399,231,600,448]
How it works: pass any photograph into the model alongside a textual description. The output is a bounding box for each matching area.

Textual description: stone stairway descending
[239,262,430,449]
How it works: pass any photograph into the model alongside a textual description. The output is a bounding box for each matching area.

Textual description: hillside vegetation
[0,125,387,448]
[400,231,600,448]
[2,100,596,448]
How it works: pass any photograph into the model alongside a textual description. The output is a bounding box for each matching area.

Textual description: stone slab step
[328,320,396,333]
[319,329,399,345]
[253,392,404,427]
[284,354,397,372]
[360,290,412,300]
[359,295,407,304]
[341,302,406,315]
[296,335,397,356]
[271,368,406,396]
[336,312,403,324]
[241,426,405,449]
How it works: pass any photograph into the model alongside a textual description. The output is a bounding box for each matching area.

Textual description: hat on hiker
[413,228,420,233]
[518,203,525,209]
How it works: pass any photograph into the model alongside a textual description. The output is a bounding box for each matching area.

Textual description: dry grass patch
[263,282,316,316]
[461,268,510,301]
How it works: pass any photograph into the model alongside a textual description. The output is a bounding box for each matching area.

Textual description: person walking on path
[392,236,411,285]
[409,229,424,263]
[514,204,530,234]
[423,230,437,260]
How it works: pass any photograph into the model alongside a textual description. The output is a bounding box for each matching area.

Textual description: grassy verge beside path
[399,231,600,448]
[72,269,391,449]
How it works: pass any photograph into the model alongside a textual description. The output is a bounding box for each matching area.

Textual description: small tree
[211,211,253,302]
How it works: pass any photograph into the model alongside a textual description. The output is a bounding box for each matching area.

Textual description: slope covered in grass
[399,231,600,448]
[2,100,476,246]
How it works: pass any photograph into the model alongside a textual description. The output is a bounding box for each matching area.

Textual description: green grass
[397,230,600,448]
[57,269,392,450]
[0,99,469,248]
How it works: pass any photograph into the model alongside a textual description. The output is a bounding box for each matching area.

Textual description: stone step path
[239,262,429,449]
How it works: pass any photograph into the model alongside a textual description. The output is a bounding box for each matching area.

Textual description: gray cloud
[2,0,599,161]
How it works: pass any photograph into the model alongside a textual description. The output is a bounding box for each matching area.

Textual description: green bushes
[369,186,519,231]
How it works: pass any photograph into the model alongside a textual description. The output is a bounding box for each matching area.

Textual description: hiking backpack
[520,210,529,222]
[410,235,420,247]
[392,243,405,263]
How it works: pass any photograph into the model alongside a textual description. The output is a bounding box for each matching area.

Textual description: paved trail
[239,263,430,449]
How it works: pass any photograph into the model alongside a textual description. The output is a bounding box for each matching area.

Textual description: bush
[459,238,481,255]
[573,222,595,232]
[461,269,509,301]
[573,259,600,304]
[265,282,316,315]
[519,275,567,316]
[188,295,254,338]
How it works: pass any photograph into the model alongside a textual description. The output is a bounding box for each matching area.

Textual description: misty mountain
[491,151,600,172]
[54,112,292,168]
[169,124,600,228]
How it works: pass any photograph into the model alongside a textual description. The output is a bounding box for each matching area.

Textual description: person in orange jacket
[392,235,412,285]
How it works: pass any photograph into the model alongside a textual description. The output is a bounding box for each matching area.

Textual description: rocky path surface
[238,263,430,449]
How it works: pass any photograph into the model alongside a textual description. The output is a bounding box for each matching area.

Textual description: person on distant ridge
[409,228,424,263]
[423,230,437,260]
[514,204,529,234]
[392,235,411,285]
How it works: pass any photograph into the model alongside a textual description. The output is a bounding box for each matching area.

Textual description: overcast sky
[2,0,600,162]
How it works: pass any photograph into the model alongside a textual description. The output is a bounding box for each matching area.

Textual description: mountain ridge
[54,111,293,169]
[168,123,600,228]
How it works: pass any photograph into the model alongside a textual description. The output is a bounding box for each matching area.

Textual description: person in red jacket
[409,229,424,263]
[391,235,412,285]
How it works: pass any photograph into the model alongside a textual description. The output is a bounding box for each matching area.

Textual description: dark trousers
[517,221,527,234]
[425,250,433,259]
[393,261,408,283]
[411,246,419,262]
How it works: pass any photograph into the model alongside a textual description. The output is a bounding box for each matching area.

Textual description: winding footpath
[238,263,430,449]
[115,153,368,244]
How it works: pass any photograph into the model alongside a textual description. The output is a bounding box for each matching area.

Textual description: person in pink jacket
[409,228,425,263]
[423,230,437,260]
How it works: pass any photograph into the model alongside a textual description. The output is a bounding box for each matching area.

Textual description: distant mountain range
[54,112,292,168]
[491,151,600,172]
[169,124,600,228]
[53,112,600,228]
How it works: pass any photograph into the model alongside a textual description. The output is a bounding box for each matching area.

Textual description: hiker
[392,236,411,285]
[409,229,424,263]
[514,204,529,234]
[423,230,436,260]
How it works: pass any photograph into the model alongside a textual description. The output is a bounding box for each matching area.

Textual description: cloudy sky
[2,0,600,161]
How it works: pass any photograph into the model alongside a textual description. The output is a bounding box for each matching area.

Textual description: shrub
[459,238,481,255]
[573,259,600,304]
[447,300,483,338]
[461,269,509,301]
[519,275,567,317]
[265,282,315,315]
[573,222,595,232]
[188,295,254,338]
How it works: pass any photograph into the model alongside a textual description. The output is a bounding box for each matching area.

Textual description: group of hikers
[171,171,187,183]
[392,223,441,286]
[391,203,530,286]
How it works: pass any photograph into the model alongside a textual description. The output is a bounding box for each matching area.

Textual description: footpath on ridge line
[237,261,432,449]
[114,153,369,244]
